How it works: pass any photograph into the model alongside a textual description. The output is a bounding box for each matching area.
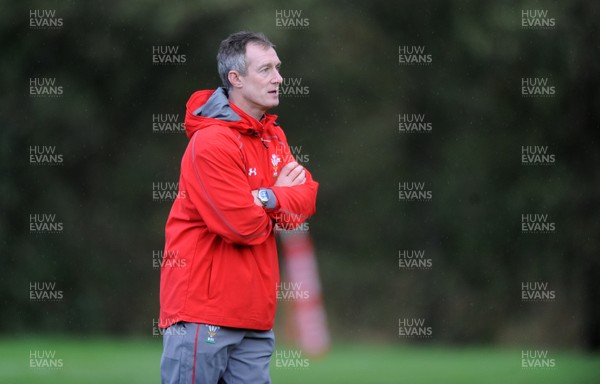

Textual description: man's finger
[281,161,299,176]
[288,164,304,180]
[295,169,306,182]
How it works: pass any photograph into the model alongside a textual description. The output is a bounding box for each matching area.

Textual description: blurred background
[1,0,599,382]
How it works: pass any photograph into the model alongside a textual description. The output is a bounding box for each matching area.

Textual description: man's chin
[266,99,280,109]
[253,97,279,113]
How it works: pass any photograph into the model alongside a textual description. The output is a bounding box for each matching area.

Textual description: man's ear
[228,71,243,89]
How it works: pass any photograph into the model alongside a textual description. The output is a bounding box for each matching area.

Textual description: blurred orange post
[279,230,330,357]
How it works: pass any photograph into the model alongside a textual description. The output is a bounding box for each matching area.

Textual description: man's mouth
[268,89,278,95]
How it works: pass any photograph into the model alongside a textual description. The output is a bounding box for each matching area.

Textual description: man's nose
[273,70,283,84]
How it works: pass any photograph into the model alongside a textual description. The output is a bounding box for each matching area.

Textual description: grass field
[0,337,598,383]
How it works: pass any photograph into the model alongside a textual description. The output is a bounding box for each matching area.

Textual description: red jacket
[159,88,318,330]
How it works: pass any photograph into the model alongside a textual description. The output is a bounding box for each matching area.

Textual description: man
[159,31,318,384]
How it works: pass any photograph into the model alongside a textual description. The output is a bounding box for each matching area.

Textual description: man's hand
[274,161,306,187]
[251,190,262,207]
[251,162,306,207]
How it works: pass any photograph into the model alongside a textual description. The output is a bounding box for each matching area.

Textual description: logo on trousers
[206,325,220,344]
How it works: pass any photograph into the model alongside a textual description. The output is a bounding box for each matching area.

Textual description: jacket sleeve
[182,129,273,245]
[267,128,319,230]
[269,172,318,230]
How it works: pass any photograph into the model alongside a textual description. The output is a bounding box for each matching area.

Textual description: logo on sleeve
[248,167,257,176]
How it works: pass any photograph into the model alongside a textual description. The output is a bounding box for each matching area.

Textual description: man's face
[235,43,283,115]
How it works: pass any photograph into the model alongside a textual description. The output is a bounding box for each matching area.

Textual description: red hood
[184,88,278,139]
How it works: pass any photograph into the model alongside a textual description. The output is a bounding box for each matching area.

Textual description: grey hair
[217,31,275,90]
